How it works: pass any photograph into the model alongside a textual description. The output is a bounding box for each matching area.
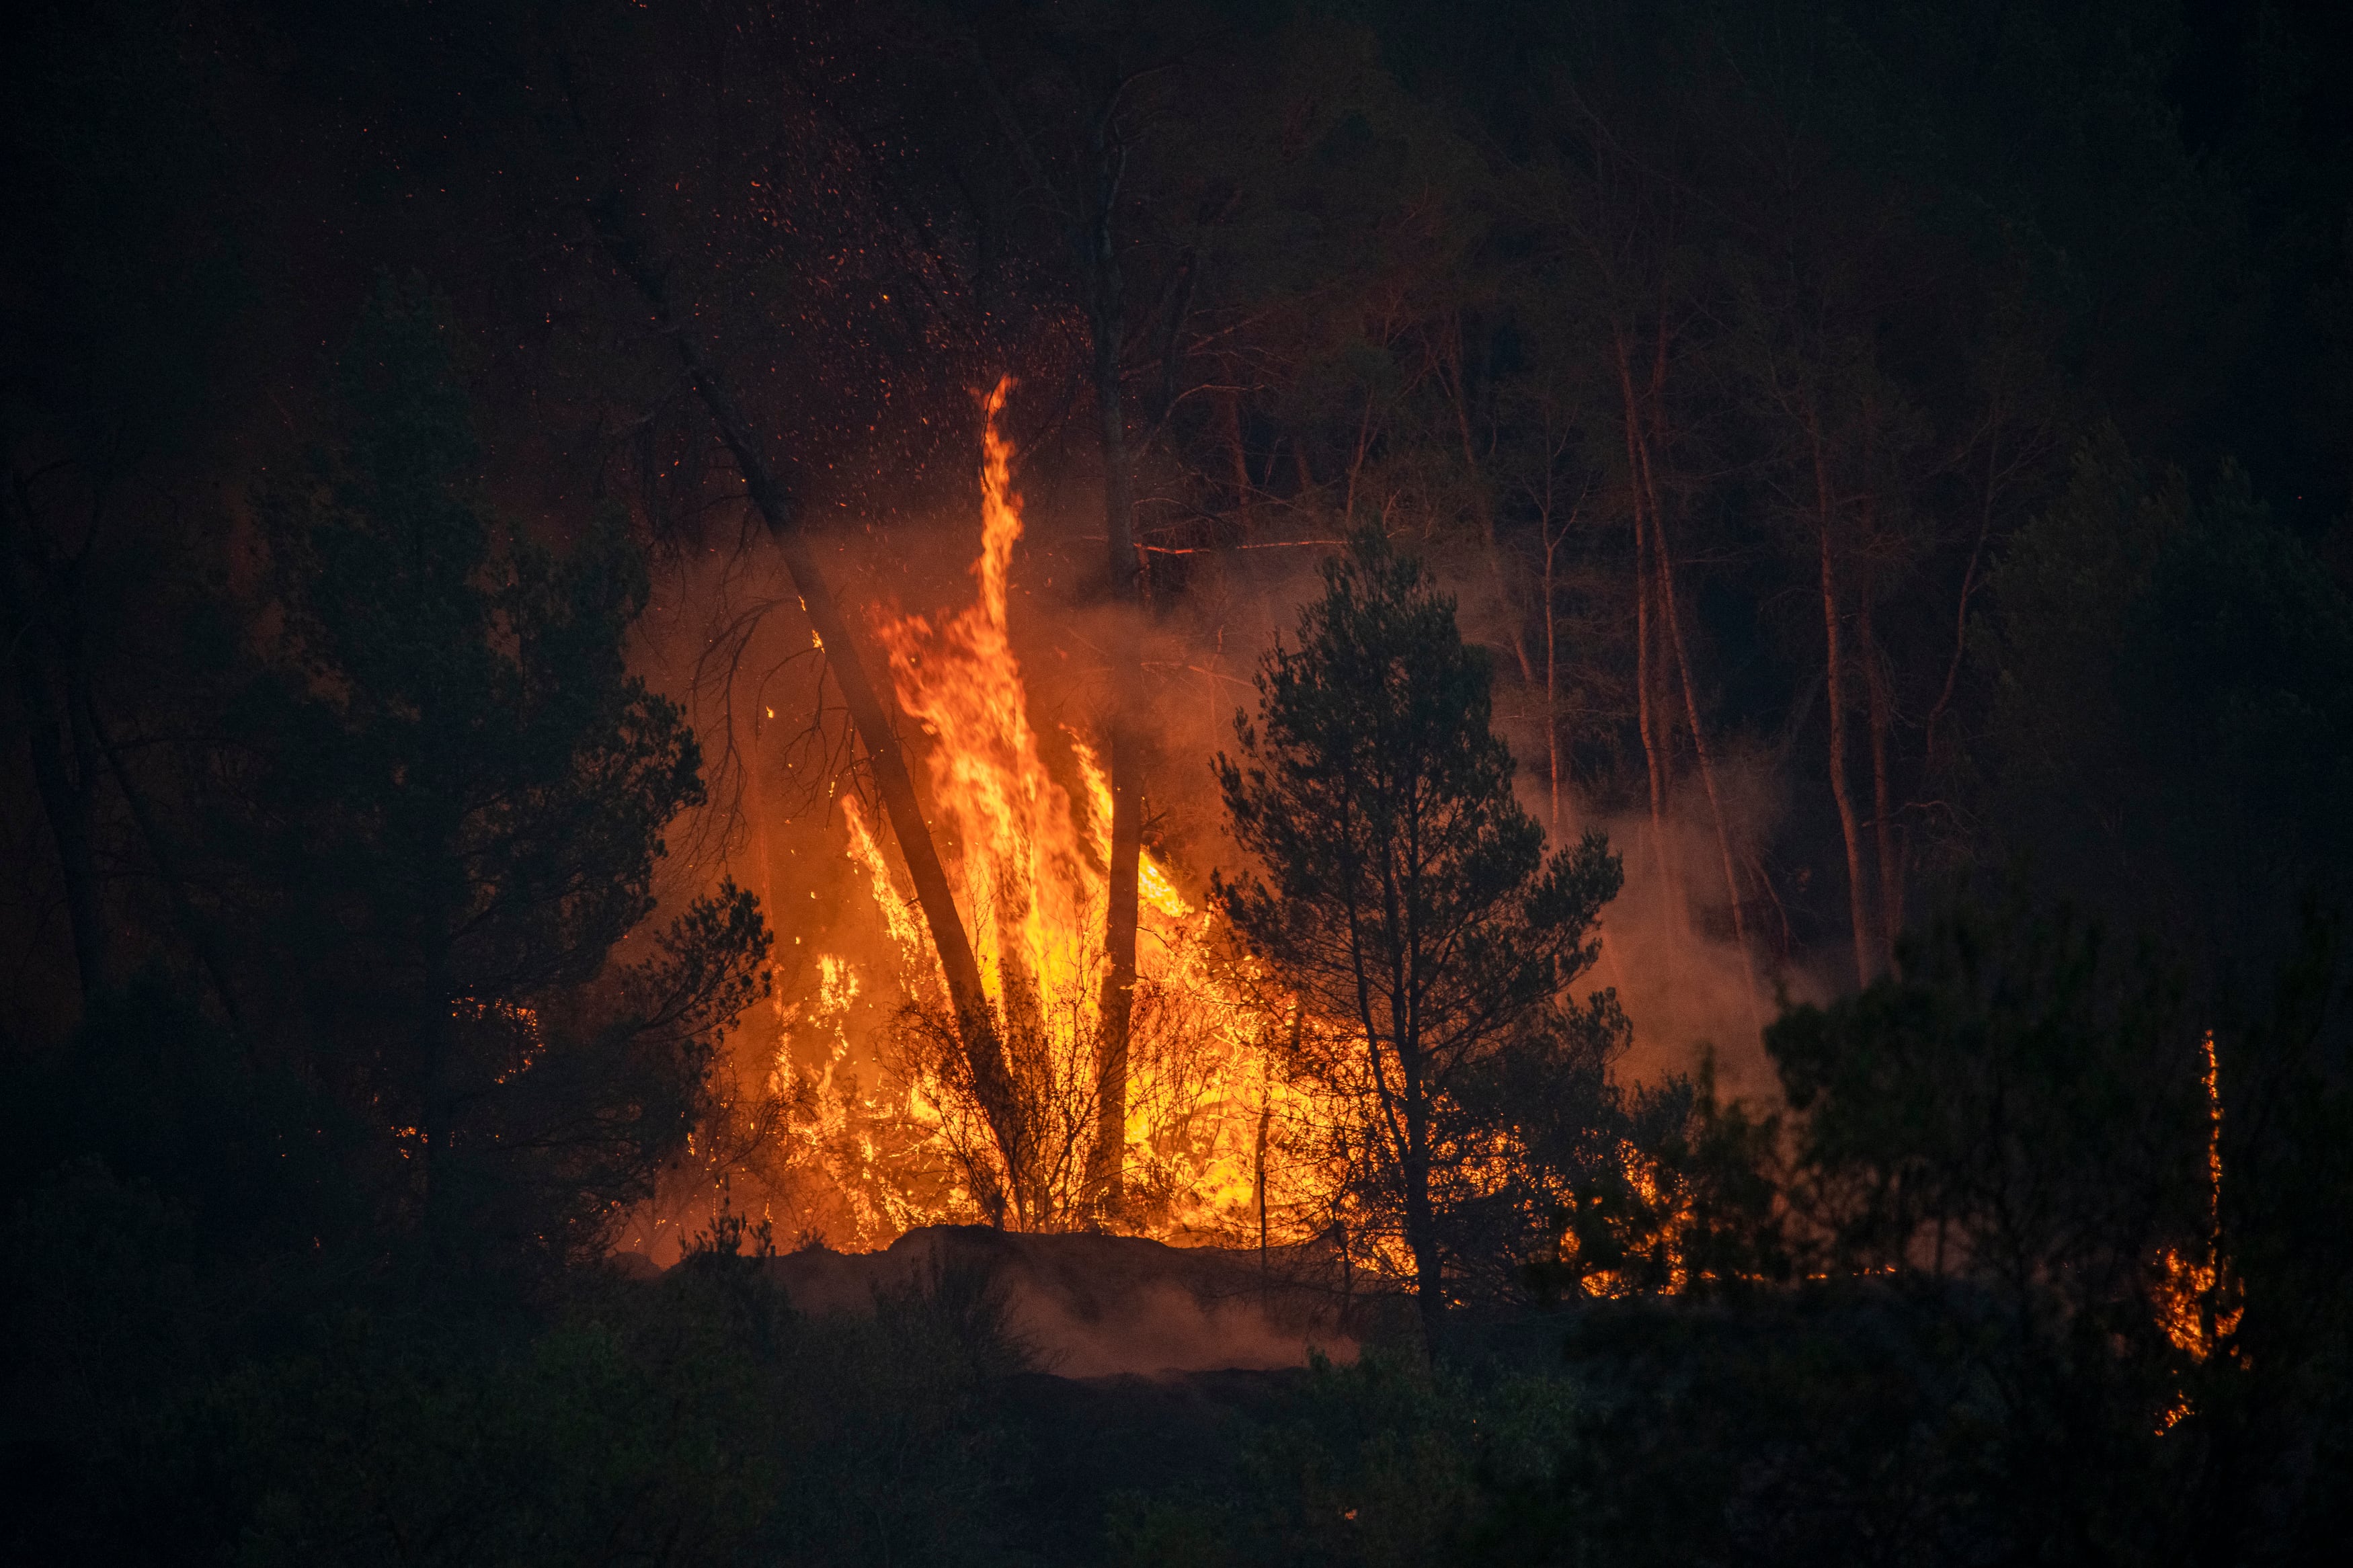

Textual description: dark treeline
[5,1,2352,1563]
[13,0,2349,1009]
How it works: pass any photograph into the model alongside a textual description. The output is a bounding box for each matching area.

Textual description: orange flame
[786,378,1308,1242]
[771,381,1687,1289]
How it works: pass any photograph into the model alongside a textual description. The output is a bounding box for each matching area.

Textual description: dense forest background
[11,0,2352,1030]
[6,1,2352,1562]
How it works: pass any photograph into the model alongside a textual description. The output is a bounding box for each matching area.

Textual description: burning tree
[1215,529,1622,1356]
[774,383,1295,1241]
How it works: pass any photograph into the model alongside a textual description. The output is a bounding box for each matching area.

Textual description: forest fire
[779,380,1316,1245]
[757,386,1700,1318]
[2153,1031,2239,1363]
[2153,1030,2241,1431]
[13,3,2350,1557]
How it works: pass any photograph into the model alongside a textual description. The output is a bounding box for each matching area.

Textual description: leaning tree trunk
[592,196,1031,1195]
[1083,118,1146,1222]
[1808,412,1876,989]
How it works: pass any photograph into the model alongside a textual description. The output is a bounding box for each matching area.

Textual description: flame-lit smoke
[1439,571,1809,1103]
[617,386,1721,1295]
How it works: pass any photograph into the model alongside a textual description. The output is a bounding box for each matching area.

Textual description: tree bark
[590,196,1030,1194]
[1809,411,1876,989]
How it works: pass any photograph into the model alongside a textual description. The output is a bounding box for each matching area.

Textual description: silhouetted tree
[236,279,770,1261]
[1215,528,1621,1355]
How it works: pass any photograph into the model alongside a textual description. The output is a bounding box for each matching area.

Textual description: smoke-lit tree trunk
[1809,412,1876,988]
[592,199,1030,1194]
[1543,525,1563,836]
[1632,314,1756,1014]
[1860,585,1903,973]
[1650,501,1759,1021]
[1531,398,1581,841]
[1616,332,1675,909]
[1085,104,1146,1223]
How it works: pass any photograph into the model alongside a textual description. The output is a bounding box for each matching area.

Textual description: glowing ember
[2152,1030,2241,1431]
[2155,1031,2239,1358]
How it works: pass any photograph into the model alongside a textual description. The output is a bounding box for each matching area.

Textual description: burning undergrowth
[664,382,1332,1256]
[636,387,1711,1303]
[627,387,2245,1416]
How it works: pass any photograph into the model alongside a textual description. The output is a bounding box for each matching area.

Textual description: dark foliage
[1214,528,1624,1350]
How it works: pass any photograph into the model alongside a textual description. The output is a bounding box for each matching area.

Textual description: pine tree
[240,278,769,1262]
[1215,528,1620,1356]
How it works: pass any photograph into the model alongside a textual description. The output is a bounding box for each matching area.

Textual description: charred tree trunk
[1084,112,1145,1222]
[1254,1081,1271,1270]
[1809,413,1876,989]
[592,197,1031,1197]
[1359,935,1439,1357]
[1402,1065,1445,1362]
[1924,435,1999,780]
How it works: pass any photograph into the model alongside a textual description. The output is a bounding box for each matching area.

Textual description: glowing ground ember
[2153,1030,2242,1432]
